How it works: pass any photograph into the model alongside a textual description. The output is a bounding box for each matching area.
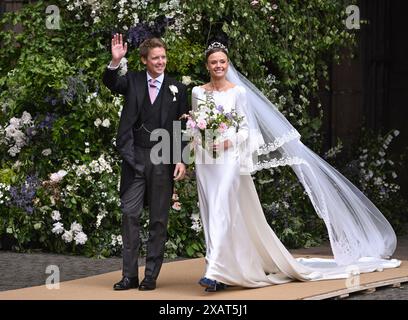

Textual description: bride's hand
[213,139,232,152]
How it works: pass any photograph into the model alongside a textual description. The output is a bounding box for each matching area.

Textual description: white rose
[70,221,83,233]
[102,119,111,128]
[74,231,88,245]
[42,148,52,156]
[51,210,61,221]
[62,230,73,243]
[52,222,64,234]
[94,118,102,127]
[50,169,68,183]
[34,222,42,230]
[182,76,192,86]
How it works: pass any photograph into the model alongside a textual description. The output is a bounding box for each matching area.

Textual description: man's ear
[141,57,147,65]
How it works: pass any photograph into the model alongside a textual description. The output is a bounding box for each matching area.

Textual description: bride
[189,41,401,292]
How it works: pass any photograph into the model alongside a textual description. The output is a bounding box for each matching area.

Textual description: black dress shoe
[139,277,156,291]
[113,276,139,290]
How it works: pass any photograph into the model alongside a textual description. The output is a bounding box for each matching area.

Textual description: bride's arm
[232,86,250,147]
[191,87,199,111]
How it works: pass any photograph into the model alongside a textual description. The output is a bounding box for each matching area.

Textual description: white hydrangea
[94,118,102,127]
[74,231,88,245]
[96,209,107,228]
[182,76,192,86]
[50,170,68,182]
[70,221,83,233]
[21,111,33,125]
[51,210,61,221]
[52,222,64,234]
[190,213,202,233]
[101,119,111,128]
[42,148,52,156]
[62,230,73,243]
[111,234,117,246]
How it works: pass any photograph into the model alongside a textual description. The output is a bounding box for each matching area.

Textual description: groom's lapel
[160,75,172,127]
[136,71,147,109]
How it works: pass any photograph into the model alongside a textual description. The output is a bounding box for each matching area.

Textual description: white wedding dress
[192,85,401,288]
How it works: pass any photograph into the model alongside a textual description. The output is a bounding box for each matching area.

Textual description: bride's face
[206,51,229,79]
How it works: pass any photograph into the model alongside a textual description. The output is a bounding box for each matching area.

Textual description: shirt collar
[146,72,164,84]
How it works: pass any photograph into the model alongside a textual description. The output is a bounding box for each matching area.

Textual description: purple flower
[44,96,58,106]
[37,113,58,130]
[9,175,40,214]
[127,16,171,49]
[216,105,224,113]
[60,75,87,105]
[127,23,153,48]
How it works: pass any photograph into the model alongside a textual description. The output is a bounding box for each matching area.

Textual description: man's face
[142,47,167,78]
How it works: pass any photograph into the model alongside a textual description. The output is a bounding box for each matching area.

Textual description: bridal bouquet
[184,93,244,158]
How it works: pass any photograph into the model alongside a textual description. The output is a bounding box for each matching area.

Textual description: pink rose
[218,122,228,133]
[172,202,181,211]
[197,119,207,130]
[186,119,196,129]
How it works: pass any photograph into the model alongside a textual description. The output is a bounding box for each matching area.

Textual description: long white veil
[226,64,397,266]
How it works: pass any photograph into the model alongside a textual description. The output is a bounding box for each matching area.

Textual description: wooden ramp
[0,257,406,300]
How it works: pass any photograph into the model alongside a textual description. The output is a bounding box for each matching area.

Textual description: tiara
[205,42,228,54]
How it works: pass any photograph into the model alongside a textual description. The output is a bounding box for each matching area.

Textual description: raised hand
[111,33,128,67]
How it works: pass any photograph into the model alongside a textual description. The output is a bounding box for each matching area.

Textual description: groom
[102,34,189,290]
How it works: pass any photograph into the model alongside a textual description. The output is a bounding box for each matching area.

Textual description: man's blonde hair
[139,38,167,58]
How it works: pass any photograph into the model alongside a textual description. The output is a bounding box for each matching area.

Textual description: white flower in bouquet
[74,231,88,245]
[52,222,64,234]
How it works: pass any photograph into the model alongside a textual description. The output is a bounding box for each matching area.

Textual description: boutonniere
[169,85,178,101]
